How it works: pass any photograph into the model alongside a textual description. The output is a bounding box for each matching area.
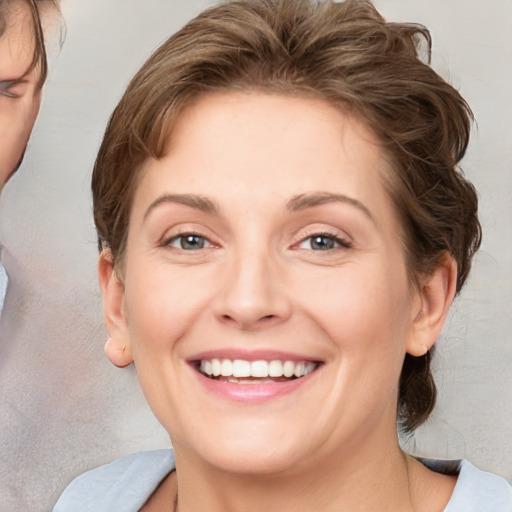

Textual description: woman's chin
[194,444,307,477]
[176,423,317,477]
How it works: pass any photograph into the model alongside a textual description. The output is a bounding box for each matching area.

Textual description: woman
[54,0,512,510]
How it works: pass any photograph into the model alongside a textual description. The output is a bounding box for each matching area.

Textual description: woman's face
[106,92,432,475]
[0,1,42,188]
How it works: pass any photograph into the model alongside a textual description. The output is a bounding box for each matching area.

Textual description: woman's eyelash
[0,81,21,98]
[163,232,213,251]
[0,90,19,99]
[161,230,350,252]
[297,232,352,251]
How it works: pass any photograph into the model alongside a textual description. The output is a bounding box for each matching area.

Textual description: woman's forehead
[0,2,37,79]
[131,93,393,225]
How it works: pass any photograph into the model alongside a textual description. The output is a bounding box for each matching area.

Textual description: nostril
[220,313,276,325]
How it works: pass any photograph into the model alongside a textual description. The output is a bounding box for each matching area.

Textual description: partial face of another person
[102,92,448,476]
[0,1,42,188]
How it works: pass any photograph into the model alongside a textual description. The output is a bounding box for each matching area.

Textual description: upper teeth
[200,359,316,379]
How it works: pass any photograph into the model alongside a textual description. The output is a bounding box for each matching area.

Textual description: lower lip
[193,370,318,403]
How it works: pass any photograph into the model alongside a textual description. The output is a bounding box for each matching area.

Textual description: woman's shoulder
[421,458,512,511]
[52,449,175,512]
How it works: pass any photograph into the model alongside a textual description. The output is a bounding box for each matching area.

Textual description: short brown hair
[0,0,59,88]
[92,0,481,432]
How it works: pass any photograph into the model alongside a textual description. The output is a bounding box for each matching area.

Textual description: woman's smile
[186,349,323,402]
[198,358,317,380]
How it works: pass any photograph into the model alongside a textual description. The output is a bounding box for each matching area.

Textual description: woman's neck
[168,434,452,512]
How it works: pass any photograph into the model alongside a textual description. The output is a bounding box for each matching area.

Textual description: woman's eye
[298,234,348,251]
[0,89,18,99]
[0,81,21,98]
[167,234,211,250]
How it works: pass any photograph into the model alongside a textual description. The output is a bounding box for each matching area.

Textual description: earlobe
[406,254,457,357]
[104,337,132,368]
[98,250,133,367]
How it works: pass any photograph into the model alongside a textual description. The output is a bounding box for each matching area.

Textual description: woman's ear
[406,254,458,357]
[98,250,133,368]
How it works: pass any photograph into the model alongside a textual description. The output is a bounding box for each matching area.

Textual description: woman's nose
[213,250,292,331]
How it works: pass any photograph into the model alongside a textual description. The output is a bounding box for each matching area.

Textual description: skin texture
[0,1,43,188]
[100,92,457,511]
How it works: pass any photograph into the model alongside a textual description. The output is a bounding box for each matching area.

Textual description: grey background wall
[0,0,510,510]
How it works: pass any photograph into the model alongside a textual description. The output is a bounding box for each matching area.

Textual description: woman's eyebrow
[0,79,18,90]
[287,192,374,223]
[143,194,219,221]
[0,78,28,92]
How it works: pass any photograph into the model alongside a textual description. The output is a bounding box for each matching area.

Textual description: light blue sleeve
[444,460,512,512]
[53,450,175,512]
[0,258,7,312]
